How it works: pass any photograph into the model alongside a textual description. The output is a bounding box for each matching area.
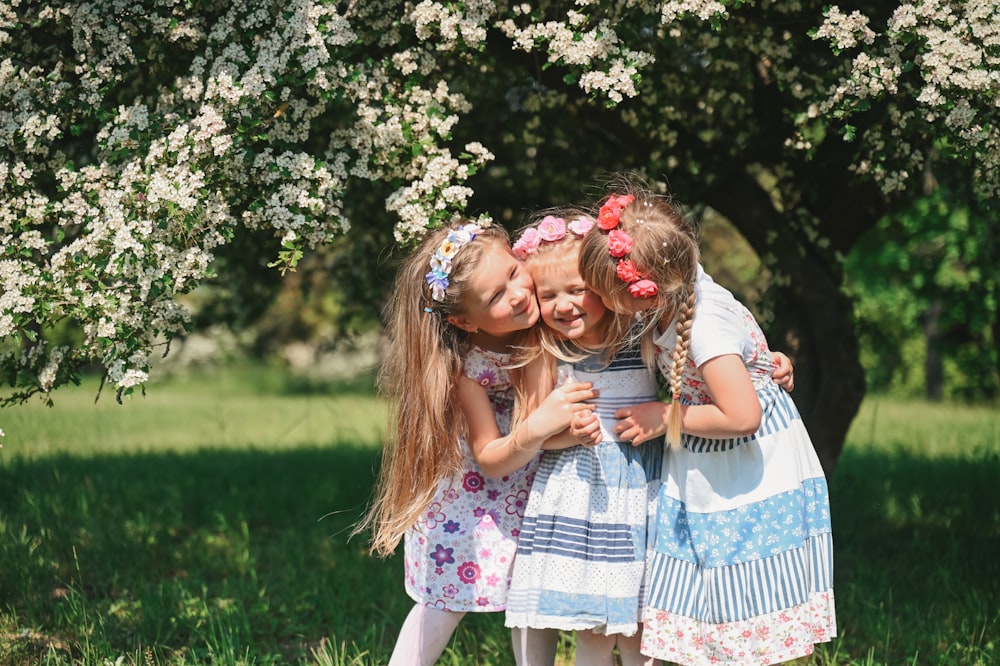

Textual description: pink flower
[537,216,566,241]
[616,259,640,283]
[629,279,659,298]
[512,227,541,258]
[607,229,633,257]
[568,217,594,236]
[457,561,482,584]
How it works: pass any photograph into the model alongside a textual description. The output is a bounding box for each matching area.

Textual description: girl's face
[447,242,539,337]
[530,247,607,346]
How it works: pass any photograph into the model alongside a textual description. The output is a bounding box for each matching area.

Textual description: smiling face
[446,239,539,339]
[528,244,608,346]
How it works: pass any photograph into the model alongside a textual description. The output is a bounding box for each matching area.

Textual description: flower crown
[596,194,659,299]
[512,215,594,259]
[425,223,483,302]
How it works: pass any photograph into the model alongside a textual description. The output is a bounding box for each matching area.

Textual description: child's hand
[538,380,597,434]
[771,351,795,392]
[613,401,669,446]
[570,409,602,447]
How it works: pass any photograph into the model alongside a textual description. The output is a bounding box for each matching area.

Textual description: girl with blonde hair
[578,182,836,665]
[502,210,663,666]
[354,221,597,666]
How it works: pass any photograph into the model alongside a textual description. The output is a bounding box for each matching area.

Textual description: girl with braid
[578,183,836,665]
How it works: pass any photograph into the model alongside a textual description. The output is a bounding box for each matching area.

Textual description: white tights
[387,606,561,666]
[387,604,465,666]
[574,627,656,666]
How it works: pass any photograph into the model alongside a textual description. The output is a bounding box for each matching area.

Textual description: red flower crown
[597,194,658,299]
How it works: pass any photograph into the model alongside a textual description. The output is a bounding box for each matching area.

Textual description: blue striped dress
[641,267,836,665]
[504,341,663,636]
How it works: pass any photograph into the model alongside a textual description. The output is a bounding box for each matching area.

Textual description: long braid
[578,176,701,446]
[666,288,697,448]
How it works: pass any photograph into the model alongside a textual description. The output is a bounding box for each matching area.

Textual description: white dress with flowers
[403,346,542,612]
[641,266,837,665]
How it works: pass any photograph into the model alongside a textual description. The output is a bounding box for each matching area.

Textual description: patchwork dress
[505,341,663,636]
[403,346,542,612]
[641,266,837,665]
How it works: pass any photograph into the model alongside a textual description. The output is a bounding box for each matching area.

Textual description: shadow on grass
[0,444,416,664]
[1,442,997,665]
[828,446,1000,664]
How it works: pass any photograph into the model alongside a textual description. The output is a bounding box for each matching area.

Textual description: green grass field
[1,365,997,665]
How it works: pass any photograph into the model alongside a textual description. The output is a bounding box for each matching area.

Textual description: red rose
[597,203,621,230]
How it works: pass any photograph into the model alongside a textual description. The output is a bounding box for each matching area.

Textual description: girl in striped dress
[579,185,836,666]
[504,212,664,666]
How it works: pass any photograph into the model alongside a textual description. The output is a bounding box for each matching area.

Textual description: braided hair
[579,180,700,448]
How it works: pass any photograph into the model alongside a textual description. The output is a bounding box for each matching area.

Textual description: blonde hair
[353,223,514,557]
[579,181,700,448]
[509,210,623,373]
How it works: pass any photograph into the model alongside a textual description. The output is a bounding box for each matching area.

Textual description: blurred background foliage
[157,178,997,405]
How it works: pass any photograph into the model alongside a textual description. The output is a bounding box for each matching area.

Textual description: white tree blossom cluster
[806,1,1000,194]
[1,0,997,406]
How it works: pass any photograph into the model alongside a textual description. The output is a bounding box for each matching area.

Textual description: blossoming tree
[3,0,997,470]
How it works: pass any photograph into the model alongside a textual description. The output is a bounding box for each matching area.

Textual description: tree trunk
[769,257,866,476]
[708,178,868,477]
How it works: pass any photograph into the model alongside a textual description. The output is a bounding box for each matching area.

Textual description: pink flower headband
[512,215,595,259]
[596,194,658,299]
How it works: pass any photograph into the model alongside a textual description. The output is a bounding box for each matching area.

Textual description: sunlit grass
[1,367,997,665]
[1,364,385,459]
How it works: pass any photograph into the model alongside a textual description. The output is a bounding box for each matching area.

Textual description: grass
[0,365,998,665]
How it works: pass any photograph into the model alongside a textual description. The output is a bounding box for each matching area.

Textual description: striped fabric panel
[593,397,653,420]
[810,527,835,592]
[579,345,646,372]
[519,514,639,562]
[682,383,803,452]
[645,531,834,622]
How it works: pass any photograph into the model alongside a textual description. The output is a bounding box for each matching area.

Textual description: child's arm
[678,354,762,437]
[614,354,762,444]
[458,373,596,478]
[616,352,788,444]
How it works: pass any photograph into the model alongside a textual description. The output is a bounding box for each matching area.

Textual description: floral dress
[402,346,542,612]
[641,266,837,665]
